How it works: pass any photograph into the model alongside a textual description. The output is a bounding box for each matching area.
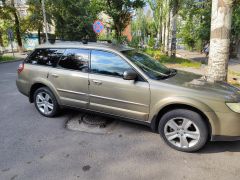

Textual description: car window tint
[91,50,132,77]
[58,49,89,72]
[27,49,64,67]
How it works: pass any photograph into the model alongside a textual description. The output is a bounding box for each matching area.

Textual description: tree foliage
[178,0,211,51]
[46,0,101,41]
[0,0,23,50]
[100,0,145,41]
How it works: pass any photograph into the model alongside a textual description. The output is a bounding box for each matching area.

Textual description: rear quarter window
[26,49,65,67]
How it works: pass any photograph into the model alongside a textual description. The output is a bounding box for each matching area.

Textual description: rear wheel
[158,109,208,152]
[34,87,59,117]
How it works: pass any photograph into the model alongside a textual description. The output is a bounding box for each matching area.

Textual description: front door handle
[51,73,59,78]
[92,80,102,85]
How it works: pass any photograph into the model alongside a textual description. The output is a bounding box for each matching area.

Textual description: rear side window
[26,49,65,67]
[58,49,90,72]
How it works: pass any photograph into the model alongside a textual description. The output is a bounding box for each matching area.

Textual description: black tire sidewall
[34,87,59,117]
[158,109,208,152]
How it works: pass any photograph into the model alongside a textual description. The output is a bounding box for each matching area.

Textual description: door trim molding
[89,94,149,107]
[57,88,87,96]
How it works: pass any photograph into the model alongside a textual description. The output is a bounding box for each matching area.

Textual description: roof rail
[97,40,112,44]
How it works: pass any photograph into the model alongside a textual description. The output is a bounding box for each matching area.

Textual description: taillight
[18,63,24,73]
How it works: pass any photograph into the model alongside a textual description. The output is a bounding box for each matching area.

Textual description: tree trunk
[170,4,177,58]
[206,0,233,82]
[114,24,121,41]
[38,28,41,44]
[11,0,23,52]
[162,21,165,51]
[157,6,162,47]
[159,8,163,46]
[0,31,4,47]
[13,11,23,52]
[164,0,170,54]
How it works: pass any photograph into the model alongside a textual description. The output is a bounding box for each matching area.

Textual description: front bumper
[211,111,240,141]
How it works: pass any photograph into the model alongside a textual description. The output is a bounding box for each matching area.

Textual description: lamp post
[41,0,49,43]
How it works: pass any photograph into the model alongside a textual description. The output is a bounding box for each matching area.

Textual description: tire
[34,87,59,117]
[158,109,208,152]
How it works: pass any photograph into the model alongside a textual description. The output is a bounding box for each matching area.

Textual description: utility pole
[41,0,49,43]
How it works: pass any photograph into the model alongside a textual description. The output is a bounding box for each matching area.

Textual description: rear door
[24,48,64,91]
[89,50,150,121]
[48,48,90,108]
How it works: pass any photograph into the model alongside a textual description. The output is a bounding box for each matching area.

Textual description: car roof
[36,41,134,52]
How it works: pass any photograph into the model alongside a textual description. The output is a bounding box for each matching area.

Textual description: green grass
[144,49,202,68]
[229,70,240,77]
[0,55,17,62]
[158,55,202,68]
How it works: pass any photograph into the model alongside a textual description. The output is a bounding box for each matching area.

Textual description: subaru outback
[16,41,240,152]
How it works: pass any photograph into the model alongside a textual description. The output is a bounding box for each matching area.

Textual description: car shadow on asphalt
[60,109,240,154]
[60,108,152,133]
[199,141,240,154]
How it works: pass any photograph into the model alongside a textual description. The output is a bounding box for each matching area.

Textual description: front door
[49,48,90,108]
[89,50,150,121]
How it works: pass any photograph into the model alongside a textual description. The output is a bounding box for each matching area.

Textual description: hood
[162,70,240,101]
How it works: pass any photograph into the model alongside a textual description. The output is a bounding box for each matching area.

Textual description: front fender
[149,96,220,135]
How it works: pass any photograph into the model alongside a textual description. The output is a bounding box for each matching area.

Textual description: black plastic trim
[211,135,240,141]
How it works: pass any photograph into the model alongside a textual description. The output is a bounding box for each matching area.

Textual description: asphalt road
[1,61,240,180]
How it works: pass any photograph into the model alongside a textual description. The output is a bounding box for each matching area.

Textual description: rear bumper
[16,79,29,97]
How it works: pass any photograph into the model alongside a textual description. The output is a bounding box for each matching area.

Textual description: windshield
[122,50,173,80]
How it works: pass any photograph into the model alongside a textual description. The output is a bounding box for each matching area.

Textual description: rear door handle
[51,73,59,78]
[92,80,102,85]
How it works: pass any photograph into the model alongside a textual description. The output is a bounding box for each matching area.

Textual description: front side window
[26,49,64,67]
[91,50,132,77]
[58,49,90,72]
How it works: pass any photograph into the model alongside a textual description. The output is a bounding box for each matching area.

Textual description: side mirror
[123,70,137,80]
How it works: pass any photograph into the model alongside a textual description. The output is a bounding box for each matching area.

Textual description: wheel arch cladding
[150,104,212,139]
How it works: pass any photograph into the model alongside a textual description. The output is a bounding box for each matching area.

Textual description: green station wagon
[16,41,240,152]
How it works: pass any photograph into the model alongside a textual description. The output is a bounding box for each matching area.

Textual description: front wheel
[158,109,208,152]
[34,87,59,117]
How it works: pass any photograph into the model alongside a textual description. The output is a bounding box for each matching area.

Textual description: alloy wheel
[36,92,54,115]
[164,117,200,149]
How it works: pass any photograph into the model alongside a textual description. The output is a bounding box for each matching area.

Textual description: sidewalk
[176,49,240,73]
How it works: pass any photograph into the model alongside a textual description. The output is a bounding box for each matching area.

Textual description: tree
[102,0,145,41]
[230,2,240,57]
[147,0,163,44]
[206,0,234,82]
[0,0,23,51]
[0,1,12,47]
[47,0,100,41]
[178,0,211,51]
[25,0,51,44]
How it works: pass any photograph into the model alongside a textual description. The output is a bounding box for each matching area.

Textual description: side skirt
[60,105,151,127]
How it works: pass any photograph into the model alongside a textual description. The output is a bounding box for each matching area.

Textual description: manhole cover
[66,113,118,134]
[82,114,109,127]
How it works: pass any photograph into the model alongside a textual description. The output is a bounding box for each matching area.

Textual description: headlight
[226,103,240,113]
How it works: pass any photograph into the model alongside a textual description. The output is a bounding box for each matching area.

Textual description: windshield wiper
[157,69,177,80]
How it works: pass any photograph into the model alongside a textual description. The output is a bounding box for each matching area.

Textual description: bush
[148,36,155,48]
[0,55,16,62]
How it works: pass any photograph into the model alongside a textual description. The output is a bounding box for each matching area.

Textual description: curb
[0,59,23,64]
